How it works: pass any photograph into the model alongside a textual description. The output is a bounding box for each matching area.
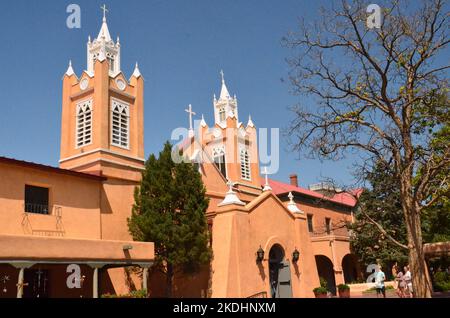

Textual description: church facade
[0,14,359,298]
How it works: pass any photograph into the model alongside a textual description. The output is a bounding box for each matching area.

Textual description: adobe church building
[0,14,359,298]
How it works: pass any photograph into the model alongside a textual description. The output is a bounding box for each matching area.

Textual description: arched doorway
[315,255,336,295]
[342,254,359,284]
[268,244,292,298]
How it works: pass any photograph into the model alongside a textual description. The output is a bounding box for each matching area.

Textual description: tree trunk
[166,263,174,298]
[404,207,432,298]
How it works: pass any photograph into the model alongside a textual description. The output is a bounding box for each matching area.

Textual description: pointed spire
[287,192,303,214]
[88,35,91,44]
[65,60,75,76]
[219,70,231,100]
[200,114,207,127]
[97,5,112,42]
[247,115,255,128]
[116,36,120,45]
[132,62,142,78]
[218,181,245,206]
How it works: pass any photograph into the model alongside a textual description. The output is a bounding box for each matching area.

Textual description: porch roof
[424,242,450,257]
[0,234,154,266]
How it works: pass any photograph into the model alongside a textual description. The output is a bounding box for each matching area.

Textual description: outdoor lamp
[292,248,300,263]
[123,245,133,251]
[256,246,265,263]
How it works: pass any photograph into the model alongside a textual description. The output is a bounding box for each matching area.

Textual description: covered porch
[0,234,154,298]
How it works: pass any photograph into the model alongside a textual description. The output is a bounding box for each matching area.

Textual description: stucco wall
[0,162,102,239]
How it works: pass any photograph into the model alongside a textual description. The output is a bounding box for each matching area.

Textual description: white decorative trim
[65,158,144,171]
[59,148,145,163]
[75,99,93,149]
[110,98,130,150]
[65,60,75,77]
[287,192,303,214]
[218,181,245,207]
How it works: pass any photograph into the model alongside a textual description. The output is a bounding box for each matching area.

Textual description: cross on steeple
[101,4,108,21]
[262,167,272,191]
[220,69,225,84]
[185,104,196,131]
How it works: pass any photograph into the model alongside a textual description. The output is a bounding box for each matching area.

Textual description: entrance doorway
[24,268,50,298]
[268,244,292,298]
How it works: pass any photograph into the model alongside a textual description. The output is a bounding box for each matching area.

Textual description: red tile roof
[263,177,360,208]
[0,156,106,181]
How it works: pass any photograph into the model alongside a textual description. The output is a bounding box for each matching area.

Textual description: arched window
[107,52,115,73]
[76,100,92,148]
[111,99,129,148]
[213,148,226,177]
[219,107,226,122]
[240,149,251,180]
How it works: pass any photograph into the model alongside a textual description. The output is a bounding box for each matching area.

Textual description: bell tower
[59,9,144,182]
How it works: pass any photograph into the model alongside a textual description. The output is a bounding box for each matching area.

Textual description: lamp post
[292,248,300,263]
[256,246,265,263]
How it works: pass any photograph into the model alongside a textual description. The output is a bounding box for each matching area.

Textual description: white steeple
[97,13,112,42]
[214,70,239,126]
[219,70,231,100]
[87,5,121,77]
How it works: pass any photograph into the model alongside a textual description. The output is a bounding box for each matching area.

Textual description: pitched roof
[0,156,106,181]
[262,177,360,208]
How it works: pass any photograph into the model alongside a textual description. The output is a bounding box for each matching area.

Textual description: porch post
[142,267,149,291]
[88,263,106,299]
[11,262,35,298]
[17,268,25,298]
[93,267,99,298]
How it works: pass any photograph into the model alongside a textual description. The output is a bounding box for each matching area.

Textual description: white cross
[101,4,108,20]
[220,70,225,83]
[226,180,236,193]
[185,104,196,131]
[262,167,269,185]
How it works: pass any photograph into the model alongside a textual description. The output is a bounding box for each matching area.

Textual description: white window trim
[212,146,227,179]
[75,99,93,149]
[110,98,130,150]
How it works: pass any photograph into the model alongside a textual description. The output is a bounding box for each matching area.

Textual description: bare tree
[284,0,449,297]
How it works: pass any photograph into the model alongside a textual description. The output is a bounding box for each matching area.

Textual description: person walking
[403,265,413,298]
[375,265,386,298]
[395,268,406,298]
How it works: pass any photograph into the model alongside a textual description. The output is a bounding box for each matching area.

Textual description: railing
[24,203,49,215]
[247,291,268,298]
[310,227,350,238]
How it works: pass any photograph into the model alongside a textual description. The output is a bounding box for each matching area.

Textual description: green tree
[128,142,212,297]
[351,161,409,274]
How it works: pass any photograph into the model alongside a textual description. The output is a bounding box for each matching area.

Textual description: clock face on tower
[115,78,126,91]
[79,78,89,90]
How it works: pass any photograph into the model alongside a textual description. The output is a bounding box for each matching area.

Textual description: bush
[101,289,148,298]
[433,272,450,292]
[313,287,328,294]
[337,284,350,291]
[319,277,328,289]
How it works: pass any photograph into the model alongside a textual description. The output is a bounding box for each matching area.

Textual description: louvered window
[76,100,92,148]
[240,149,251,180]
[111,99,129,148]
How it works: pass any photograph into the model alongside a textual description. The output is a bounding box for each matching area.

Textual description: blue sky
[0,0,360,188]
